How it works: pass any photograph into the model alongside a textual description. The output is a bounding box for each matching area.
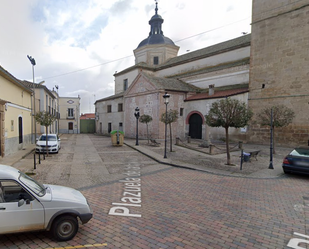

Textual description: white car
[36,134,61,153]
[0,165,92,241]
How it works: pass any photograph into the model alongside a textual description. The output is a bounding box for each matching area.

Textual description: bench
[249,150,261,161]
[149,139,160,147]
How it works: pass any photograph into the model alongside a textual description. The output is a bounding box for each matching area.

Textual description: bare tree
[205,98,253,165]
[257,104,295,154]
[139,114,153,143]
[160,109,179,152]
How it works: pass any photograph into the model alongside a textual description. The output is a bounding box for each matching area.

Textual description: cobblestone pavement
[1,134,309,249]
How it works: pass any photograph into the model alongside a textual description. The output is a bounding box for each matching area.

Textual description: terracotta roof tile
[80,113,95,119]
[185,88,249,101]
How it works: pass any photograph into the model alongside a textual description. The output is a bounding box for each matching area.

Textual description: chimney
[209,84,215,96]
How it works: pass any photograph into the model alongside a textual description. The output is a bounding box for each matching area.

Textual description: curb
[124,142,286,180]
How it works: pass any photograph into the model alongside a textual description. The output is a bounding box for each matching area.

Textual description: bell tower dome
[133,1,179,66]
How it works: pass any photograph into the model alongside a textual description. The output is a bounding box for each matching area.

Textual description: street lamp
[134,107,140,146]
[27,55,36,144]
[55,85,60,134]
[163,92,170,158]
[269,108,274,169]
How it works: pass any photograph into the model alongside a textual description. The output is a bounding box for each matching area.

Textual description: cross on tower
[155,0,158,15]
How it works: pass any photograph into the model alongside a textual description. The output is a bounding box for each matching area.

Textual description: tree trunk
[146,123,149,144]
[273,126,276,154]
[169,123,173,152]
[225,127,231,165]
[46,126,49,157]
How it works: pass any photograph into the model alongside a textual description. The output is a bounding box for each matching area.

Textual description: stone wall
[248,0,309,146]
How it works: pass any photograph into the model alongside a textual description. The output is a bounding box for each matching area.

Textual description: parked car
[36,134,61,153]
[282,147,309,175]
[0,165,92,241]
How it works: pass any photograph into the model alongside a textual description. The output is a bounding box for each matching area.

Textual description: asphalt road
[1,134,309,249]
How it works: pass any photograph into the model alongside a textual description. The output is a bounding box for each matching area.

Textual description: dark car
[282,147,309,175]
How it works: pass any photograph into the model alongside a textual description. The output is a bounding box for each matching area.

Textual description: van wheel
[51,215,78,241]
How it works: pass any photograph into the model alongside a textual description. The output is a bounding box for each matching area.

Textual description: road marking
[46,243,107,249]
[109,165,142,218]
[287,232,309,248]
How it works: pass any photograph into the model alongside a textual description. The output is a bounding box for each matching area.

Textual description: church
[95,0,309,147]
[95,2,250,143]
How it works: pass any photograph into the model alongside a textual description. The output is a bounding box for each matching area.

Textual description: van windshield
[19,172,46,197]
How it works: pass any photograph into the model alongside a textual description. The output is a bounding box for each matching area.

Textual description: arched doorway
[188,113,203,139]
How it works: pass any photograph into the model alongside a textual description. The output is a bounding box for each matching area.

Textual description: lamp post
[27,55,36,144]
[55,85,60,134]
[134,107,140,146]
[163,92,170,158]
[269,108,274,169]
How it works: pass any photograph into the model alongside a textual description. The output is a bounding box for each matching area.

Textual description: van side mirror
[18,199,25,207]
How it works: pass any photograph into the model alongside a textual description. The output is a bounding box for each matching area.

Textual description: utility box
[110,130,124,146]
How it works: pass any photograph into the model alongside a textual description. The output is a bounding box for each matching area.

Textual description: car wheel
[51,215,78,241]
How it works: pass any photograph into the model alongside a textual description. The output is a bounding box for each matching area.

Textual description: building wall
[156,47,250,80]
[249,0,309,146]
[59,97,80,134]
[95,97,124,135]
[0,75,32,156]
[134,44,179,66]
[35,88,57,135]
[0,77,31,110]
[184,93,249,142]
[114,69,140,95]
[183,64,249,89]
[124,75,187,141]
[4,103,32,155]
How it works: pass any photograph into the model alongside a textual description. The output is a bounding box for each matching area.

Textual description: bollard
[238,141,243,149]
[187,136,191,143]
[240,149,243,170]
[39,151,41,164]
[176,137,180,145]
[33,153,36,170]
[209,144,214,155]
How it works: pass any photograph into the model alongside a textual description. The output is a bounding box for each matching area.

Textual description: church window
[124,79,128,90]
[107,105,112,113]
[153,56,159,65]
[180,108,184,116]
[118,103,123,112]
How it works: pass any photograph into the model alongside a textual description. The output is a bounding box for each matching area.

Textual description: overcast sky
[0,0,252,113]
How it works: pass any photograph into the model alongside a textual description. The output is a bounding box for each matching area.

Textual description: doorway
[68,122,73,133]
[188,113,202,139]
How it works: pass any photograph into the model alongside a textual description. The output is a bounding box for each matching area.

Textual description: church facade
[95,2,251,143]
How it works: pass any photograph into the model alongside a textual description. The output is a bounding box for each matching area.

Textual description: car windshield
[290,148,309,157]
[39,135,57,141]
[19,172,46,197]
